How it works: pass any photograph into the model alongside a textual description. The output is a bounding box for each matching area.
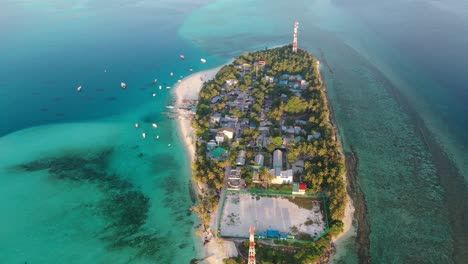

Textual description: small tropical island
[188,44,348,263]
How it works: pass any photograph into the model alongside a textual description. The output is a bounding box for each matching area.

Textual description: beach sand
[174,66,239,263]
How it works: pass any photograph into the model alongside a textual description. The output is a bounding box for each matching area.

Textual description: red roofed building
[258,60,266,66]
[292,182,307,195]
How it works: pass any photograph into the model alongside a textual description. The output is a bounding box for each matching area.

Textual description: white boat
[142,132,146,139]
[156,135,160,139]
[134,123,139,128]
[170,72,174,77]
[154,79,158,83]
[168,144,171,147]
[200,58,207,63]
[166,105,175,109]
[77,85,82,92]
[121,82,127,89]
[189,68,193,72]
[180,54,185,59]
[159,85,162,90]
[152,93,156,97]
[152,123,158,128]
[178,80,181,83]
[166,86,171,89]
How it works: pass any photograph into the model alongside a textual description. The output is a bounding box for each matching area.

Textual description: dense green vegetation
[223,236,332,264]
[192,45,347,262]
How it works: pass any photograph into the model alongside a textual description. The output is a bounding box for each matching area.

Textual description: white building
[270,149,293,184]
[217,127,234,140]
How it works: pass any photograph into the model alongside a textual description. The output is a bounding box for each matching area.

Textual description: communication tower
[248,226,256,264]
[293,21,299,52]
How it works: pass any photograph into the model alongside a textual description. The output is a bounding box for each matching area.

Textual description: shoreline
[318,60,357,262]
[173,65,239,263]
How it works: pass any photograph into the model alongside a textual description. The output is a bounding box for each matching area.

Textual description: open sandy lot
[220,192,326,238]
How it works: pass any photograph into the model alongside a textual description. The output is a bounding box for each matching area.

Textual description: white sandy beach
[174,67,221,162]
[174,66,239,264]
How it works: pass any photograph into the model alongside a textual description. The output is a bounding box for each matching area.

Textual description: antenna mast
[293,21,299,52]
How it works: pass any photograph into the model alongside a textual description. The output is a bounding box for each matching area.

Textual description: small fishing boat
[134,123,139,128]
[178,80,182,83]
[77,85,82,92]
[159,85,162,90]
[154,79,158,83]
[166,86,171,89]
[152,123,158,128]
[170,72,174,77]
[156,135,160,139]
[189,68,193,72]
[168,144,171,147]
[180,54,185,59]
[166,105,175,109]
[152,93,156,97]
[121,82,127,89]
[142,132,146,139]
[200,58,206,63]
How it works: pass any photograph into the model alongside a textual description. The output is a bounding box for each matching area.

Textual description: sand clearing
[220,192,326,238]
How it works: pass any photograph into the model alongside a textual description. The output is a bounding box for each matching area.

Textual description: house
[235,150,246,166]
[280,233,288,240]
[211,96,221,104]
[258,232,266,239]
[215,133,225,144]
[207,140,217,150]
[292,182,307,195]
[209,147,228,161]
[279,80,288,86]
[265,76,275,83]
[266,230,280,238]
[224,115,239,124]
[210,113,222,124]
[217,127,234,140]
[254,153,264,167]
[307,132,321,141]
[229,168,241,179]
[226,79,238,86]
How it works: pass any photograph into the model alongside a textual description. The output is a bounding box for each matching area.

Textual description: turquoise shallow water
[1,0,467,263]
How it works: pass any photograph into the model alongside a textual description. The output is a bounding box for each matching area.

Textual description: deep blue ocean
[1,0,467,263]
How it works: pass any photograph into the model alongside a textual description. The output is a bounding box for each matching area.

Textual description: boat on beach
[121,82,127,89]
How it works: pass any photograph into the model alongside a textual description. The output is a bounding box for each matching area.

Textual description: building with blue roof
[266,229,280,238]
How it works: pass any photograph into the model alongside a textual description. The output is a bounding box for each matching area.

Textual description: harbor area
[219,191,327,240]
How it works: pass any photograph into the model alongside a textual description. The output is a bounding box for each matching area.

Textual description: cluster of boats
[75,54,208,146]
